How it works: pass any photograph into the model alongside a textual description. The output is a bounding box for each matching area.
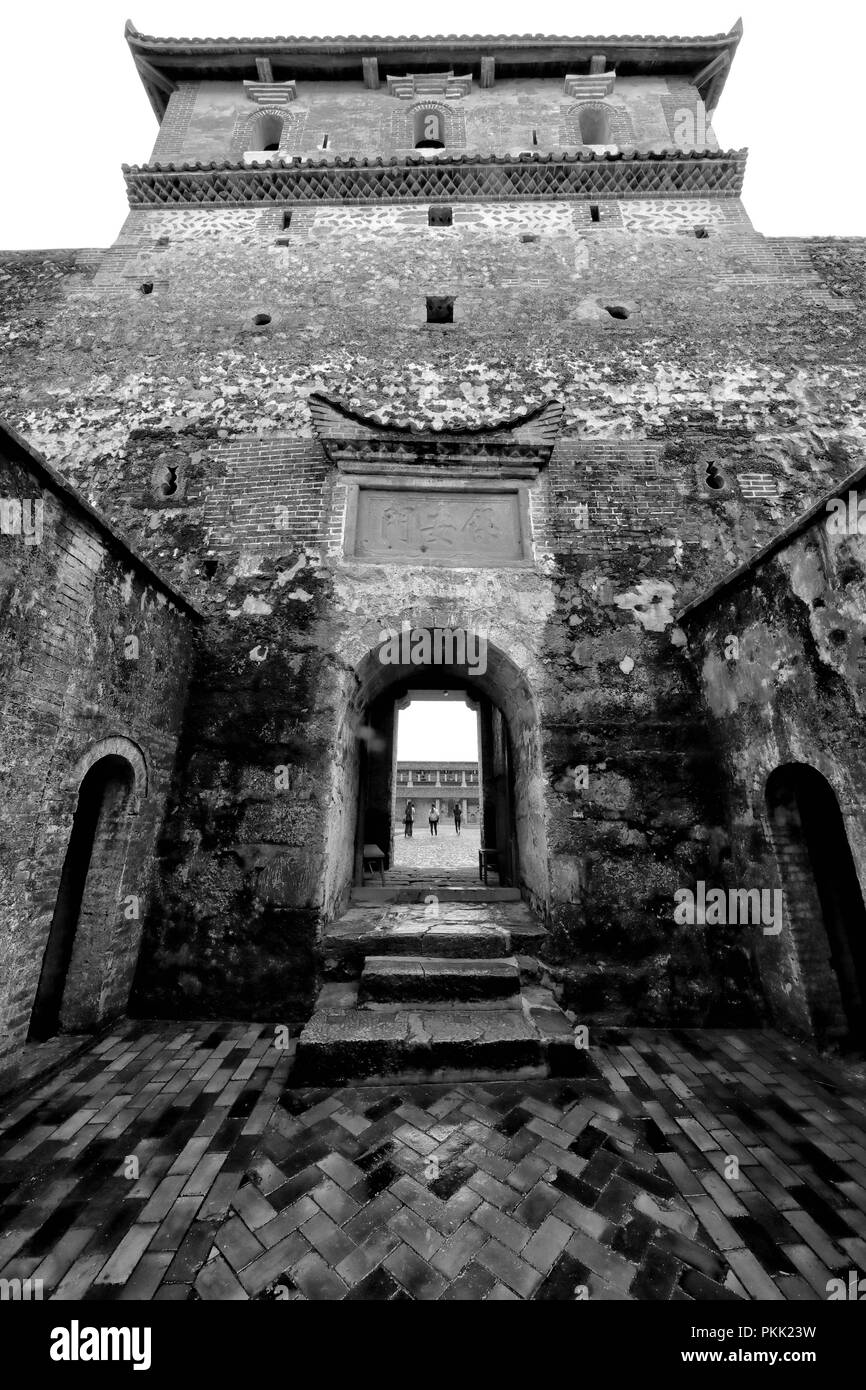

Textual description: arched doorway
[29,754,137,1040]
[767,763,866,1045]
[322,630,548,914]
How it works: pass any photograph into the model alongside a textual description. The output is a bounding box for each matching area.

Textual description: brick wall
[148,75,716,164]
[0,159,863,1037]
[768,809,849,1041]
[0,432,197,1062]
[202,437,330,553]
[684,493,866,1045]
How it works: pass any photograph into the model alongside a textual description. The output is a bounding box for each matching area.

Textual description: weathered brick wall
[0,433,197,1060]
[147,76,713,164]
[680,482,866,1042]
[0,184,863,1035]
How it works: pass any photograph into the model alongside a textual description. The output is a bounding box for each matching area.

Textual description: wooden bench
[478,847,498,885]
[362,843,386,886]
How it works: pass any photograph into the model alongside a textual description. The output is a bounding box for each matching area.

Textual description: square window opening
[426,295,454,324]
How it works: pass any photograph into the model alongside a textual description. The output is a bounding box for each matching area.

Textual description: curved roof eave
[125,18,743,120]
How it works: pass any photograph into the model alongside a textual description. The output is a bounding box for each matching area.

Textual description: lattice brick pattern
[124,153,747,207]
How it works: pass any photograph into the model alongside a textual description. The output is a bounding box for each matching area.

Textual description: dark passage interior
[768,763,866,1046]
[28,755,134,1041]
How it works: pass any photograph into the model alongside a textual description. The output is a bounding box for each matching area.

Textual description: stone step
[352,886,521,903]
[292,982,586,1084]
[324,901,546,975]
[293,1006,547,1083]
[359,955,521,1005]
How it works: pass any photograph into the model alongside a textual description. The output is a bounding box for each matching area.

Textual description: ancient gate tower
[2,22,865,1072]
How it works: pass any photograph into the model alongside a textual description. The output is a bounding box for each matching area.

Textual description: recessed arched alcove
[766,762,866,1045]
[29,740,146,1041]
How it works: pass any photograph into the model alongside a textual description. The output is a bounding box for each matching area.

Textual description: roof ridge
[125,22,741,46]
[123,147,748,174]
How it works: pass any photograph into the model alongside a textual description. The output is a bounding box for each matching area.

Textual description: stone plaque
[351,487,527,566]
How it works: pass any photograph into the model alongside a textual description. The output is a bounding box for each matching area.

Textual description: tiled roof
[124,147,745,173]
[126,23,741,46]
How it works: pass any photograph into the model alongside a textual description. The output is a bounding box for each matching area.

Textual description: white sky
[397,700,479,759]
[1,1,864,247]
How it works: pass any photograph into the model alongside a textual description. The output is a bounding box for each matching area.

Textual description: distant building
[395,762,480,825]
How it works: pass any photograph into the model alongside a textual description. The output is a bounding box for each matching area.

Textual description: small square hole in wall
[426,295,454,324]
[428,205,452,227]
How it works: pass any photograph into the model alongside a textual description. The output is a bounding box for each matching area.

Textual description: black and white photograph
[0,0,864,1363]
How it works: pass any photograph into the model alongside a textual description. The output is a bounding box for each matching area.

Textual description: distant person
[404,801,415,837]
[428,801,440,836]
[453,802,462,835]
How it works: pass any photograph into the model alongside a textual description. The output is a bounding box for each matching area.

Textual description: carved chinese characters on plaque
[353,488,526,565]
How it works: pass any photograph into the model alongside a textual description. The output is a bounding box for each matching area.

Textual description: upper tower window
[577,103,612,145]
[250,112,284,151]
[565,101,632,148]
[394,102,465,151]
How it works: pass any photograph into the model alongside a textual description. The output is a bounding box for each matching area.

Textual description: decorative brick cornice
[123,148,747,206]
[310,393,564,475]
[563,72,616,98]
[386,72,472,99]
[244,79,296,104]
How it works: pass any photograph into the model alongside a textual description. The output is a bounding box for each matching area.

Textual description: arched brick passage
[29,753,139,1040]
[322,633,548,914]
[69,735,148,808]
[767,763,866,1045]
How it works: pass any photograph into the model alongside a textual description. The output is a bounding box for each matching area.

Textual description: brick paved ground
[1,1022,865,1300]
[392,823,480,871]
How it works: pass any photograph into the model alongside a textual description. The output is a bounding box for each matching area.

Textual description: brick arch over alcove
[391,100,466,151]
[69,735,148,812]
[322,632,549,918]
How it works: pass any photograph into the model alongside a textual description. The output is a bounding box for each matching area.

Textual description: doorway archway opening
[323,633,548,916]
[766,762,866,1046]
[29,754,137,1041]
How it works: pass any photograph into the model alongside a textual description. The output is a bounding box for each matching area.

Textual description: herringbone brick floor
[1,1022,865,1300]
